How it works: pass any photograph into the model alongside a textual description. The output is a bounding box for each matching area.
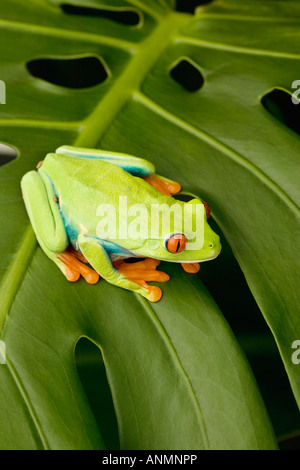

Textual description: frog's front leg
[77,235,169,302]
[21,170,99,284]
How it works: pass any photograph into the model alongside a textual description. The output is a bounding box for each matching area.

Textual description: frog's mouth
[166,253,220,263]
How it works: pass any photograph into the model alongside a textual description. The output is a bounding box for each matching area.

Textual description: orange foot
[114,258,170,302]
[57,247,99,284]
[181,262,200,273]
[144,174,181,196]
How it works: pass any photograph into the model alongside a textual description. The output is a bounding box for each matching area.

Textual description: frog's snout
[209,235,222,258]
[205,231,221,260]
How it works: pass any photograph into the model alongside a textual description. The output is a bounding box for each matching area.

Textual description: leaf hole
[75,337,120,450]
[26,56,109,89]
[176,0,214,13]
[170,58,204,92]
[61,4,142,26]
[261,88,300,136]
[0,143,18,166]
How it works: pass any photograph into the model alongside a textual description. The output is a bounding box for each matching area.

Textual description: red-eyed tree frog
[21,146,221,302]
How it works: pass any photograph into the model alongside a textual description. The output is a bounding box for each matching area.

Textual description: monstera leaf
[0,0,299,450]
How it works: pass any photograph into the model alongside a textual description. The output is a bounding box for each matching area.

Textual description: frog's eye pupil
[166,234,187,254]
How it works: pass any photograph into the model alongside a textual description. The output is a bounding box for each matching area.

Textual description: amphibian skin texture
[21,146,221,302]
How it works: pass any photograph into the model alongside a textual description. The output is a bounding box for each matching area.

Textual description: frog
[21,146,221,302]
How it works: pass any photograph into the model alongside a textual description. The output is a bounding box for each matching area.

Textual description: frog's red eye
[202,200,211,218]
[165,234,187,254]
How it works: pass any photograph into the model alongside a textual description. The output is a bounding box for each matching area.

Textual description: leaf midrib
[75,11,190,147]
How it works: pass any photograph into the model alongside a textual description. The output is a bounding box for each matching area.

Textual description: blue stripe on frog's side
[88,237,136,262]
[64,221,135,262]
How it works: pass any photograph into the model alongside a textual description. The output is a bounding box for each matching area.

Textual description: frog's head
[134,198,221,263]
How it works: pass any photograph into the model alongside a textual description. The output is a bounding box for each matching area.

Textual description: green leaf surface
[1,0,298,450]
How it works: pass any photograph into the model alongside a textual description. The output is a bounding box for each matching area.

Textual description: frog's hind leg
[55,145,155,178]
[21,170,99,284]
[56,145,182,196]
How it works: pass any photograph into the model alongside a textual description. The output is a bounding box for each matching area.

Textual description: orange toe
[144,175,181,196]
[125,270,170,283]
[78,264,100,284]
[57,249,100,284]
[116,258,168,283]
[65,267,80,282]
[164,180,181,194]
[115,258,160,273]
[148,285,163,302]
[144,175,172,196]
[134,281,162,302]
[116,258,168,301]
[181,262,200,274]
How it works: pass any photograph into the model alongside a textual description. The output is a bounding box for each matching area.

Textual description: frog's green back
[40,152,181,246]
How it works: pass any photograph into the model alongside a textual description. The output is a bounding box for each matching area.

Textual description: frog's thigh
[21,170,68,252]
[56,145,155,177]
[77,235,161,301]
[21,170,72,277]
